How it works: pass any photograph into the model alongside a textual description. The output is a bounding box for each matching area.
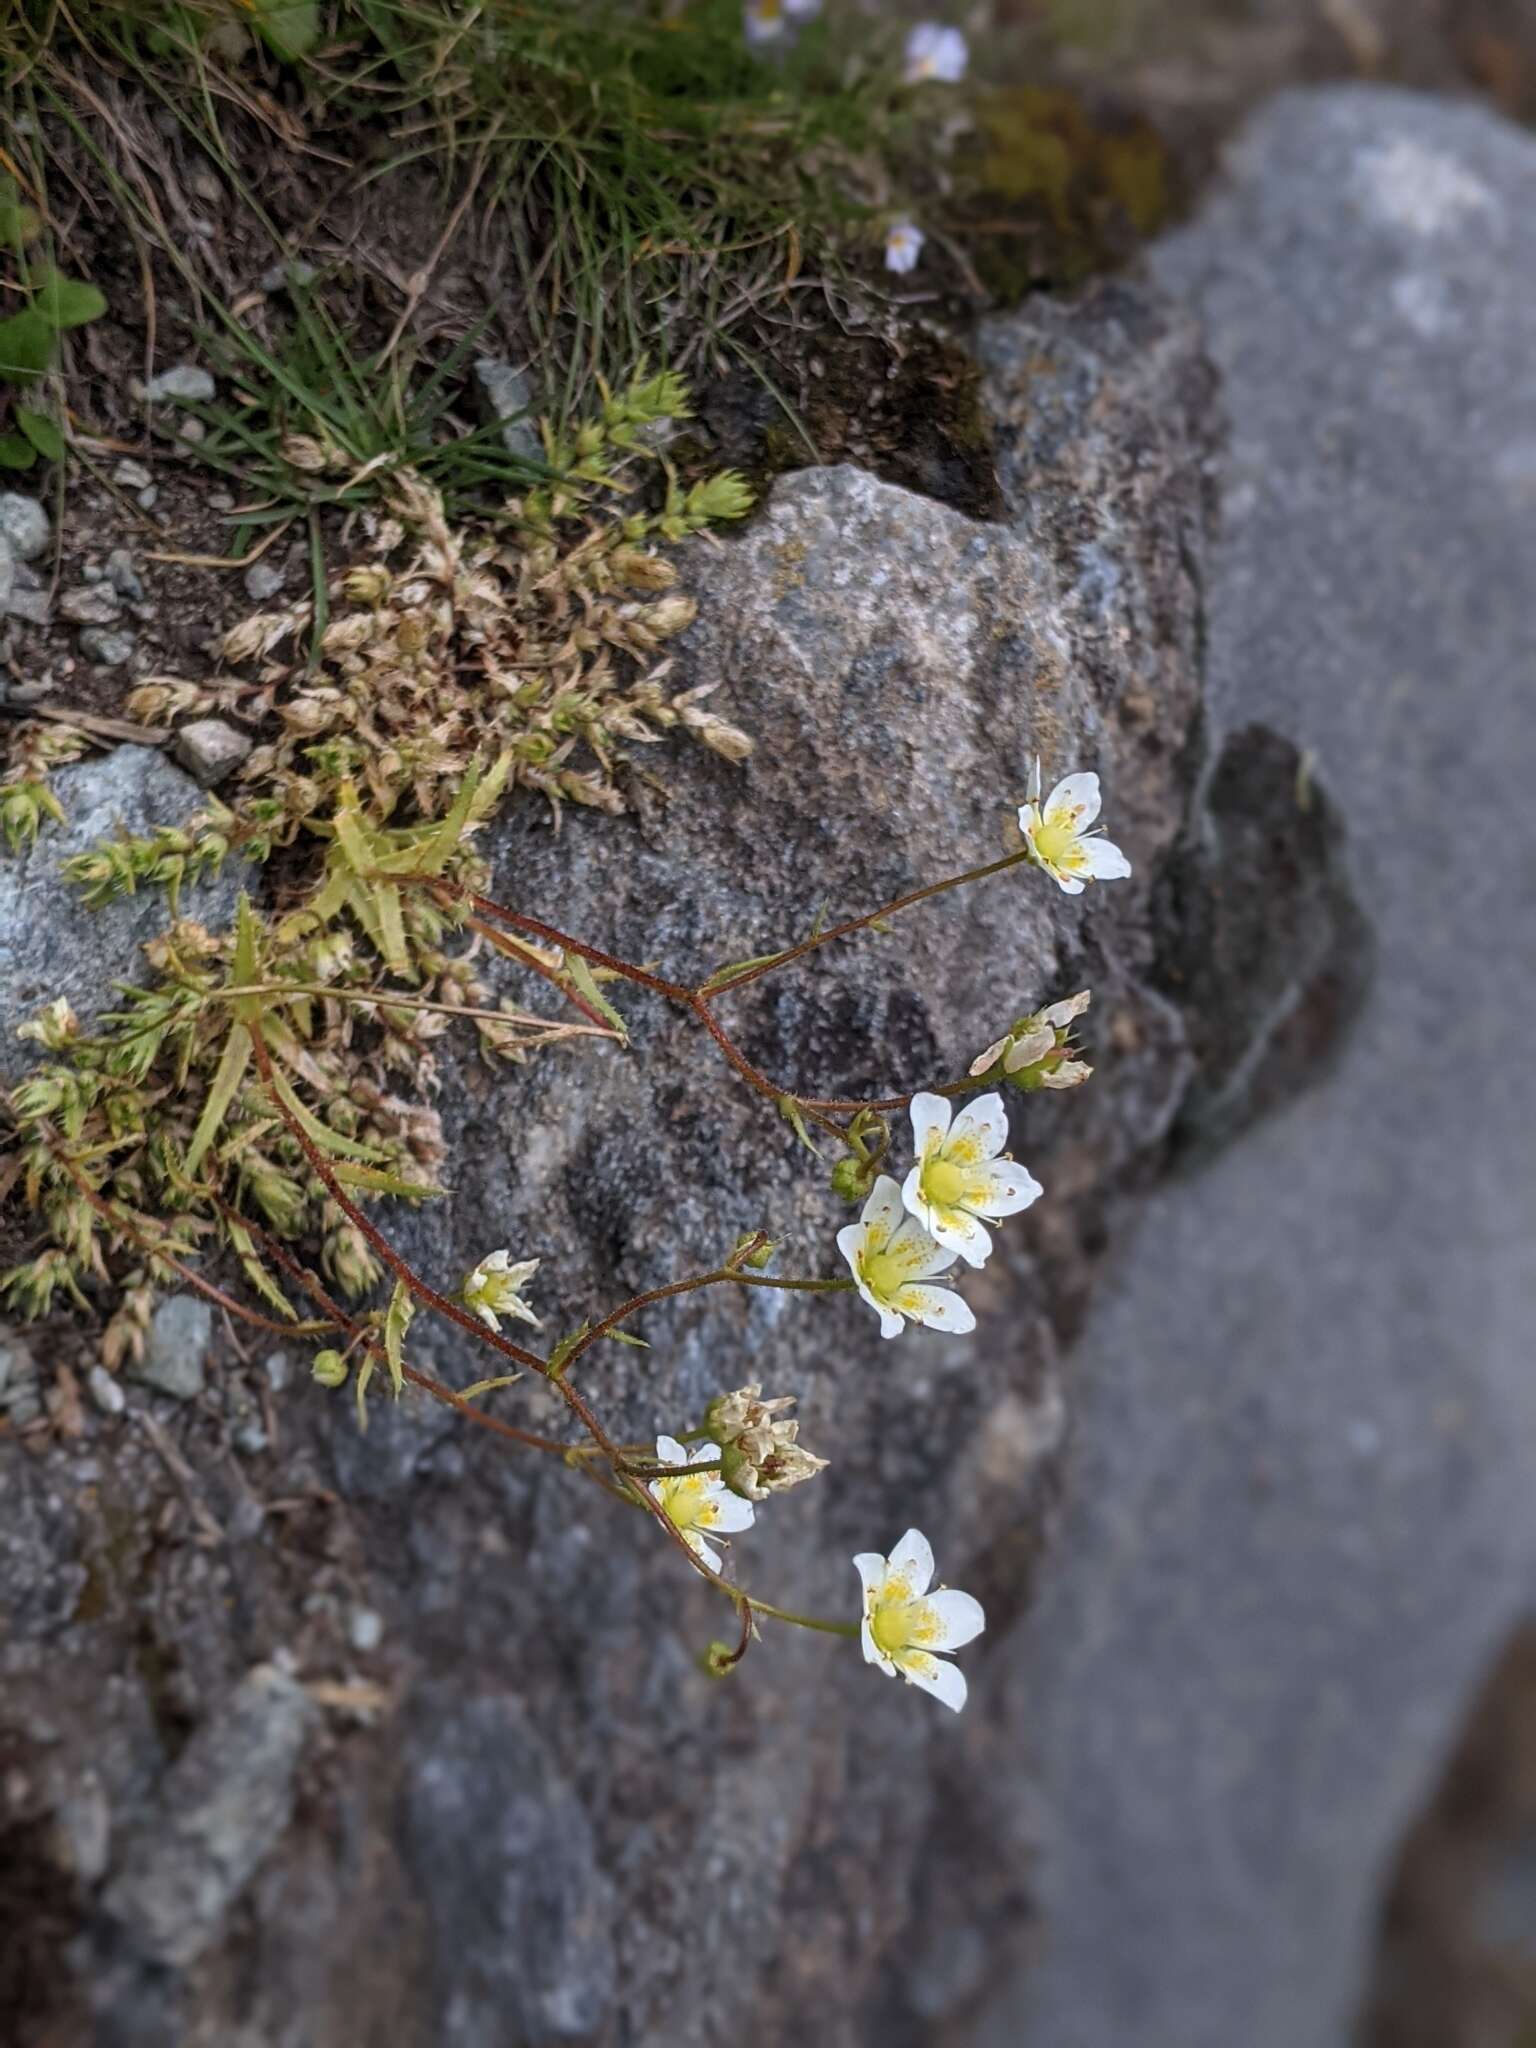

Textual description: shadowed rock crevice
[1356,1621,1536,2048]
[1152,722,1375,1163]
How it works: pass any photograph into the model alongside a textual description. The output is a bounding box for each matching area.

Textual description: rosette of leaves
[0,180,106,471]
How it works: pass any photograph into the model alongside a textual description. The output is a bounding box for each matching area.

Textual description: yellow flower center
[870,1600,912,1656]
[1031,807,1087,871]
[922,1156,971,1210]
[660,1473,717,1533]
[860,1245,910,1302]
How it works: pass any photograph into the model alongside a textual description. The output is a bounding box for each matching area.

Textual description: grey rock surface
[0,278,1236,2048]
[964,84,1536,2048]
[130,1293,212,1401]
[100,1661,317,1966]
[0,528,14,616]
[0,747,254,1082]
[402,1690,618,2046]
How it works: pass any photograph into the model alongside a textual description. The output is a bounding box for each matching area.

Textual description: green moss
[959,86,1175,302]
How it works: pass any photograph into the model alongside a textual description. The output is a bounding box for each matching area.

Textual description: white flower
[784,0,822,14]
[703,1385,828,1500]
[854,1529,985,1712]
[969,989,1093,1088]
[901,1092,1041,1267]
[836,1175,976,1339]
[460,1249,541,1333]
[1018,758,1132,894]
[743,0,787,43]
[648,1435,755,1570]
[904,22,968,83]
[884,218,925,275]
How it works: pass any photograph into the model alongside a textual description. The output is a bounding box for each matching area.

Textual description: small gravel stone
[232,1415,269,1457]
[207,490,235,513]
[78,628,137,668]
[0,1333,29,1398]
[87,1366,126,1417]
[0,493,50,562]
[130,1293,211,1401]
[348,1607,384,1654]
[143,363,216,406]
[105,549,147,601]
[259,259,318,294]
[0,534,13,616]
[3,589,50,626]
[262,1350,291,1391]
[177,417,206,445]
[472,357,543,463]
[243,560,286,603]
[81,562,104,584]
[112,459,152,490]
[135,486,159,512]
[174,718,253,788]
[59,585,122,628]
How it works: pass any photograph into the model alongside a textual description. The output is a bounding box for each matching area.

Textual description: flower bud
[831,1153,876,1203]
[311,1349,349,1388]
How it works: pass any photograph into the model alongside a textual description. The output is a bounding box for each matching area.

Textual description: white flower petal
[968,1160,1043,1217]
[947,1092,1007,1162]
[1049,867,1086,896]
[925,1204,993,1270]
[895,1283,976,1334]
[888,1529,935,1596]
[921,1588,986,1650]
[969,1036,1011,1077]
[1041,1059,1093,1089]
[685,1528,723,1573]
[836,1220,867,1284]
[1042,989,1091,1028]
[1080,834,1132,880]
[1001,1023,1054,1072]
[887,1215,957,1279]
[705,1487,757,1534]
[1044,771,1101,828]
[1027,755,1042,803]
[895,1649,968,1712]
[860,1174,907,1247]
[854,1551,889,1599]
[909,1090,952,1158]
[655,1434,689,1466]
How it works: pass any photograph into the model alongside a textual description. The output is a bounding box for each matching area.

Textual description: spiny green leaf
[564,954,627,1042]
[776,1093,822,1160]
[264,1062,390,1164]
[184,1025,252,1174]
[383,1279,413,1397]
[699,949,787,993]
[457,1373,520,1401]
[332,1161,440,1200]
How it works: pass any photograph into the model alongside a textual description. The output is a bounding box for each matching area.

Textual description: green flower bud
[311,1349,349,1388]
[831,1154,876,1203]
